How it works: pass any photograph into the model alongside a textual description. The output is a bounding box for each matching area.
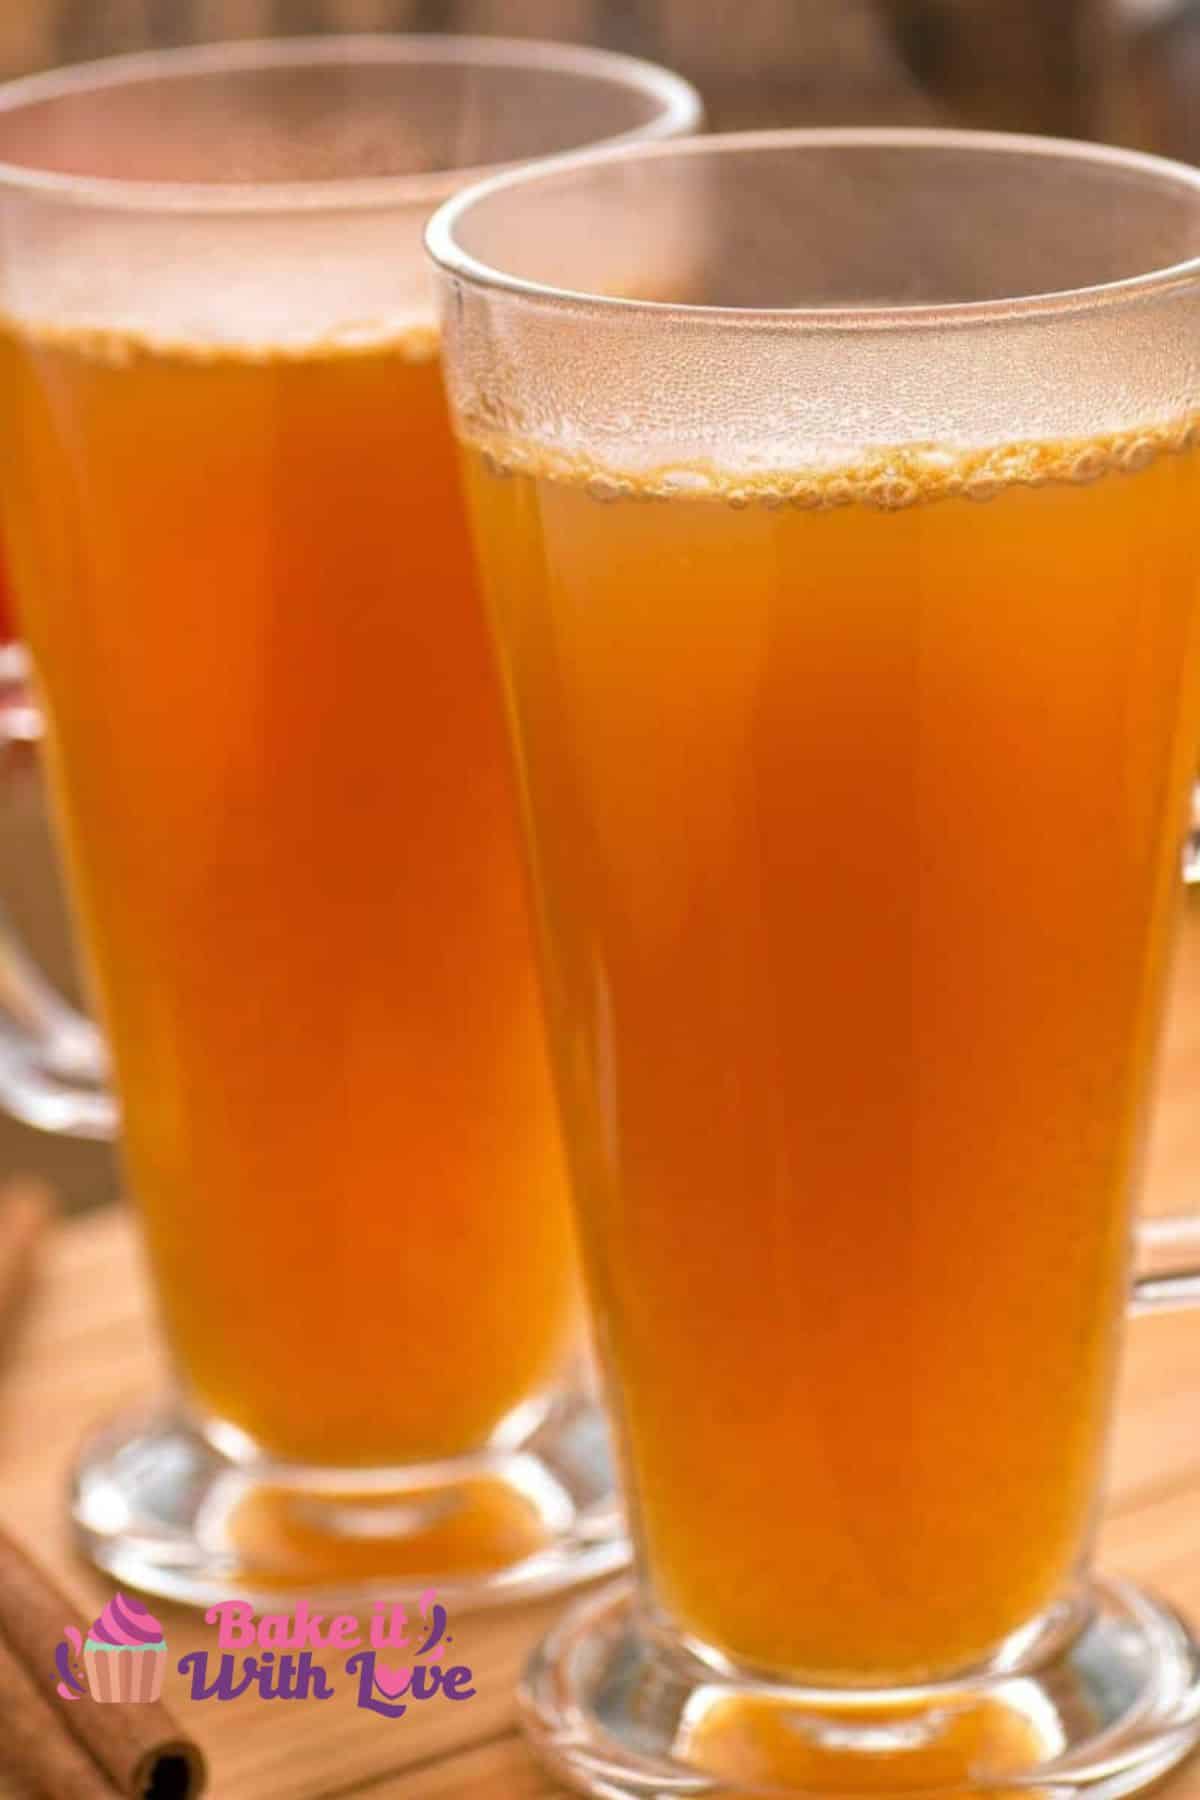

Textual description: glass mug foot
[71,1392,627,1610]
[522,1579,1200,1799]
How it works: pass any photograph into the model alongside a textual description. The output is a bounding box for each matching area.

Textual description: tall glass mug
[0,38,700,1606]
[430,131,1200,1794]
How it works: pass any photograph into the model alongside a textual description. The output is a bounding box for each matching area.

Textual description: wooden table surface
[3,902,1200,1798]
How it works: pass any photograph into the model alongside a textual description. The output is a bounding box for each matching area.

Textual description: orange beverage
[0,320,576,1466]
[464,422,1200,1681]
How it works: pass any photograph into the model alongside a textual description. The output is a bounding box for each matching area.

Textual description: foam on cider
[0,311,440,366]
[9,312,1197,504]
[467,410,1200,510]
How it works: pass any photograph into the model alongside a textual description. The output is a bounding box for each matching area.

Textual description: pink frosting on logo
[88,1593,165,1647]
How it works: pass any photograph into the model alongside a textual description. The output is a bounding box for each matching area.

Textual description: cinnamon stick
[0,1526,206,1798]
[0,1176,51,1339]
[0,1626,118,1797]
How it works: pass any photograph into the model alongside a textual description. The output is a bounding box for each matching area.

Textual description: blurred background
[5,0,1200,1216]
[0,0,1196,147]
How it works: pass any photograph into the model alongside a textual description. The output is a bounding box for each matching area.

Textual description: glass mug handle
[0,701,114,1138]
[0,641,37,743]
[1142,787,1200,1305]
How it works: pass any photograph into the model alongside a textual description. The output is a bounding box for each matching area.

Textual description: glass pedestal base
[72,1392,627,1610]
[522,1578,1200,1798]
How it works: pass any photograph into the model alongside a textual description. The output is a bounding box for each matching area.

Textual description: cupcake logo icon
[56,1594,168,1704]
